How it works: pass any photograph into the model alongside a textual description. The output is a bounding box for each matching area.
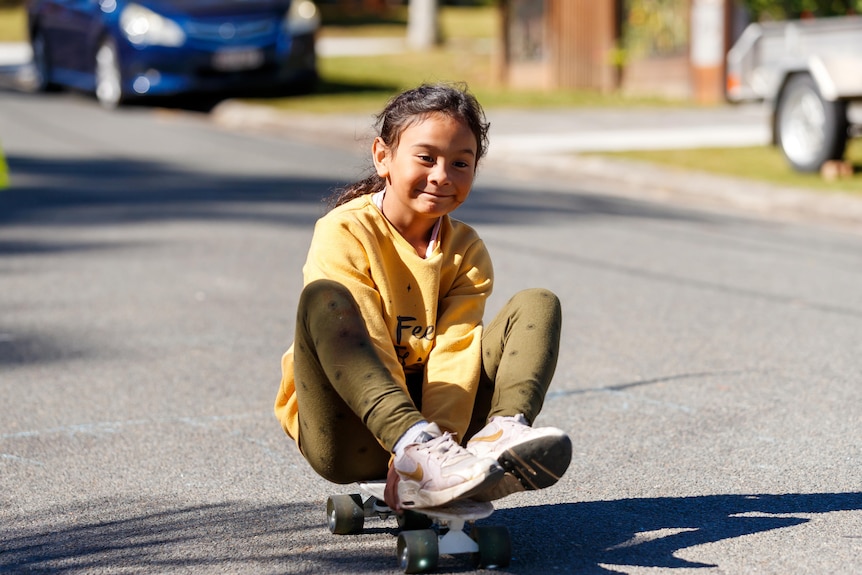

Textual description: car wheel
[776,73,847,172]
[30,30,58,92]
[95,38,123,109]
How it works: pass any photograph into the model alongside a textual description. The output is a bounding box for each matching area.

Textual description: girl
[275,83,571,510]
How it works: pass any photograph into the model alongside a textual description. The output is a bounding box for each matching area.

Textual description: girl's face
[373,112,478,227]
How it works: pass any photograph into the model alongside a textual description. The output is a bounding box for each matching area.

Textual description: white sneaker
[386,422,504,509]
[467,414,572,501]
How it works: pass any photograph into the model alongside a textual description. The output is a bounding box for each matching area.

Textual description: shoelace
[417,432,463,459]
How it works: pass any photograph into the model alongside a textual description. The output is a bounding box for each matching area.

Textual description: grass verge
[0,6,26,42]
[598,141,862,197]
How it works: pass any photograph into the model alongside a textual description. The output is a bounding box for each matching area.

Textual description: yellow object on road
[0,141,8,189]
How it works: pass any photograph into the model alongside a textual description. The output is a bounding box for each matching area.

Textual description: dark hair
[327,82,490,209]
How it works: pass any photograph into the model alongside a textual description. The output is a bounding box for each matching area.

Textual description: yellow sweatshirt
[275,194,493,443]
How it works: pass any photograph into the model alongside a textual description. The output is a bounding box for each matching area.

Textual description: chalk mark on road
[546,369,752,413]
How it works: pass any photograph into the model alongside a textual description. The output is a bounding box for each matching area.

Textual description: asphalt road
[1,89,860,575]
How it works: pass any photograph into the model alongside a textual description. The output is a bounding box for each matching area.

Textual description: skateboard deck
[359,481,494,520]
[326,481,510,573]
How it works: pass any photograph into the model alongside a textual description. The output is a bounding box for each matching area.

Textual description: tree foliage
[623,0,688,59]
[739,0,862,20]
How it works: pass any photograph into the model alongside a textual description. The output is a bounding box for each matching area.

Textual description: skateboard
[326,481,511,573]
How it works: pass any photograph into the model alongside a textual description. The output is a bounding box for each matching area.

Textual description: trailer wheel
[776,73,847,172]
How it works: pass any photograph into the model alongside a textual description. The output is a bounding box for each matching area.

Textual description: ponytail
[326,174,385,209]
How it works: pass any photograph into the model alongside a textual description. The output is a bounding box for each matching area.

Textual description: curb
[211,100,375,149]
[212,100,862,233]
[487,153,862,231]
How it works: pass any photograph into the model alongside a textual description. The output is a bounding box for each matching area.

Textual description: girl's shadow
[491,492,862,574]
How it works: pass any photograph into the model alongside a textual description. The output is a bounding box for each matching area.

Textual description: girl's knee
[300,279,356,310]
[298,280,367,329]
[511,288,561,317]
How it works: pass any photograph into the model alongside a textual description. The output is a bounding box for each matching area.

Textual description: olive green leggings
[292,279,562,484]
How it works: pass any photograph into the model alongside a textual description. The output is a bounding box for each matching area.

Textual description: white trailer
[726,15,862,172]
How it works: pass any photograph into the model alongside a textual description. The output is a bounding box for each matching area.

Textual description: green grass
[0,6,26,42]
[599,141,862,196]
[318,4,495,40]
[439,5,499,40]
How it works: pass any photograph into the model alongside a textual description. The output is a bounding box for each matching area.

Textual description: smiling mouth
[419,190,452,199]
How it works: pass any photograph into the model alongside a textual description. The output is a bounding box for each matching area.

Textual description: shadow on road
[1,492,858,574]
[0,154,335,230]
[495,492,862,574]
[0,152,711,236]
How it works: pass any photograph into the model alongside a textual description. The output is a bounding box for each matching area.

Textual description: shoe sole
[473,434,573,502]
[398,463,505,509]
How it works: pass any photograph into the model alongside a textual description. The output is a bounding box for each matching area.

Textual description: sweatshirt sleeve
[421,236,493,439]
[303,214,407,385]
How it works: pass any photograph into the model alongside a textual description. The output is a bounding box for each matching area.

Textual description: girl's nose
[428,161,450,186]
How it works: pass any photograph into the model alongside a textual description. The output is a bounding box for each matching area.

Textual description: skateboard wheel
[397,509,433,531]
[470,525,511,569]
[397,529,438,574]
[326,494,364,535]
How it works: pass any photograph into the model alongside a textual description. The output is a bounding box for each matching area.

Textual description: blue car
[27,0,320,108]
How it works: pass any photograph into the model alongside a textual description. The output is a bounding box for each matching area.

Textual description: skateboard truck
[326,482,511,573]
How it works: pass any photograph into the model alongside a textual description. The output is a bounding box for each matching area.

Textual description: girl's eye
[418,155,434,163]
[454,161,470,169]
